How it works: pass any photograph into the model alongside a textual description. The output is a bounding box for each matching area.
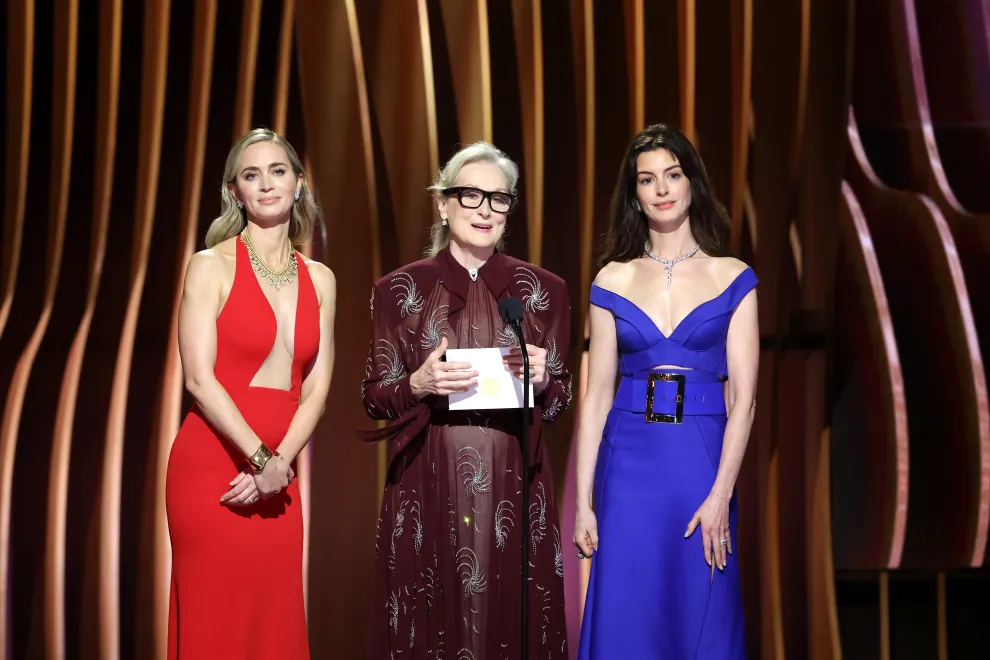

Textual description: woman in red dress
[167,128,336,659]
[362,142,572,658]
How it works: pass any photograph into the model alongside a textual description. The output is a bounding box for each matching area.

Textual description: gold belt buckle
[645,373,686,424]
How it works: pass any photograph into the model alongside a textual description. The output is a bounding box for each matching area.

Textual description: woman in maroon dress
[362,142,572,658]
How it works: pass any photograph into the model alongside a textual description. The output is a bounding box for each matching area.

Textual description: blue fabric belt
[613,371,726,420]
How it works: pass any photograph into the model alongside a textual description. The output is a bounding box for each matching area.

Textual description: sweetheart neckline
[592,267,753,340]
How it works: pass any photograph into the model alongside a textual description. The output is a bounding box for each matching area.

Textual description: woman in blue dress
[574,123,759,658]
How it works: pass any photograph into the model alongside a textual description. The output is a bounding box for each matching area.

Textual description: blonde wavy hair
[426,141,520,257]
[205,128,319,249]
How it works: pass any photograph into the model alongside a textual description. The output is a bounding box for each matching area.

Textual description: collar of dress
[435,246,513,314]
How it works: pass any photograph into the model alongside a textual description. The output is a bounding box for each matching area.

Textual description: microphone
[498,296,525,326]
[499,296,530,658]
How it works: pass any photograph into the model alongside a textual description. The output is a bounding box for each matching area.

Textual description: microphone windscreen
[498,297,525,324]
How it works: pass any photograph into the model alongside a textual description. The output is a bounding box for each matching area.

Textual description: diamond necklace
[240,229,298,290]
[643,241,700,291]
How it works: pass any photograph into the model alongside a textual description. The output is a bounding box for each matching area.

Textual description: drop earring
[441,218,448,226]
[633,200,641,212]
[236,200,244,209]
[295,190,301,201]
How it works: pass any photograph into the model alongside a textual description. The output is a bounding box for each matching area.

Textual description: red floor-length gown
[166,236,318,659]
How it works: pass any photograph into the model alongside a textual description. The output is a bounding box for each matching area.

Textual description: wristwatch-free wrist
[246,443,274,472]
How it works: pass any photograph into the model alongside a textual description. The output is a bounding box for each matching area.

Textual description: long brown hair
[600,123,732,265]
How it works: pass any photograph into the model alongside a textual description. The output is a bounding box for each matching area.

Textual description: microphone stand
[510,319,531,660]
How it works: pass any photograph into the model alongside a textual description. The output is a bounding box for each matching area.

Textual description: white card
[446,347,535,410]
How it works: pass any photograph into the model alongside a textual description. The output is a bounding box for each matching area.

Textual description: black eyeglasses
[442,186,517,214]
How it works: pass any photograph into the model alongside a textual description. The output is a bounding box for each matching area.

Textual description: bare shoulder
[708,256,752,288]
[185,247,226,282]
[303,258,337,297]
[593,260,637,293]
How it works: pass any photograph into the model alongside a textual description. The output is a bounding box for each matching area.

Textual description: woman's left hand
[220,470,261,507]
[684,490,731,573]
[503,343,550,395]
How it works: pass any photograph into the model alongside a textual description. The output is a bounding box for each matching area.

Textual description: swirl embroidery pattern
[421,304,451,350]
[545,338,564,376]
[456,548,488,597]
[391,272,425,317]
[515,266,550,312]
[529,481,548,554]
[495,500,516,550]
[497,323,519,347]
[457,447,492,497]
[375,339,407,388]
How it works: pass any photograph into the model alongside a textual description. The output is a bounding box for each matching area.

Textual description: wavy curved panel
[437,0,491,144]
[677,0,695,141]
[38,3,115,658]
[510,0,544,263]
[832,181,908,572]
[642,0,680,129]
[0,1,34,340]
[62,3,149,656]
[566,0,595,340]
[272,0,295,133]
[232,0,261,138]
[295,1,380,655]
[249,0,285,132]
[853,0,990,566]
[590,1,634,266]
[623,0,642,130]
[100,3,208,660]
[748,2,812,655]
[847,111,982,569]
[728,0,752,253]
[424,0,458,156]
[97,1,170,657]
[0,3,78,658]
[694,1,732,195]
[913,0,990,214]
[487,0,531,258]
[799,3,855,656]
[810,429,843,659]
[354,0,437,269]
[122,4,195,656]
[0,6,35,649]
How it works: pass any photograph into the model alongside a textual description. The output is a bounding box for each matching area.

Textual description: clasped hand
[220,454,294,507]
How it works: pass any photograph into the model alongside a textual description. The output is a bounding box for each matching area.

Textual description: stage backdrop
[2,0,989,658]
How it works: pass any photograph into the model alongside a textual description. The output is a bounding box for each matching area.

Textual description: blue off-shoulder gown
[577,268,758,659]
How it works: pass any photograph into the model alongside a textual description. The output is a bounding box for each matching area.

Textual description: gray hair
[426,141,520,256]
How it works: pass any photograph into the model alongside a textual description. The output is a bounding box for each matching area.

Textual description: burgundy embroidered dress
[362,247,572,659]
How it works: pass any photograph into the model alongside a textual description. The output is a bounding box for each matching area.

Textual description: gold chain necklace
[240,230,297,290]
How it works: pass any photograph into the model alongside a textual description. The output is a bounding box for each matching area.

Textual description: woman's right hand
[573,507,599,559]
[253,454,292,499]
[410,336,478,399]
